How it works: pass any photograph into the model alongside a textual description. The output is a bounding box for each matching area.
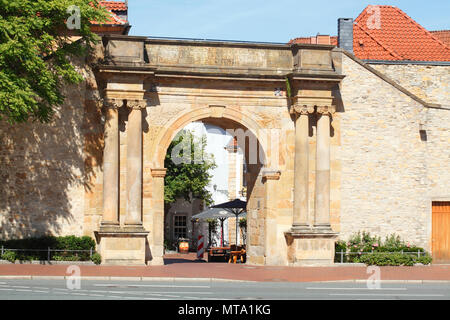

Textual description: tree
[164,130,217,206]
[0,0,108,123]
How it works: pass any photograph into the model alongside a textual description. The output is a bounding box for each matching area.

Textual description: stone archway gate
[93,35,344,266]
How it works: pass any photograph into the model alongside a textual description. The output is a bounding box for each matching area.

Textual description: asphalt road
[0,279,449,300]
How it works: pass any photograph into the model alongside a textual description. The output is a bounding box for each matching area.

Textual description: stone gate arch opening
[156,115,268,265]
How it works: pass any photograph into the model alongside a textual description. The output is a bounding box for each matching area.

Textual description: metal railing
[334,250,428,263]
[0,246,95,261]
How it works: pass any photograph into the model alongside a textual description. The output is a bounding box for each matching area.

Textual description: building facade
[1,4,449,265]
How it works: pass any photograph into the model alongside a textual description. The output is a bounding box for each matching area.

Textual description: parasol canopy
[212,199,247,246]
[191,207,237,220]
[192,207,246,247]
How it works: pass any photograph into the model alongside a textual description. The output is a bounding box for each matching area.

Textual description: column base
[290,224,312,233]
[95,226,149,266]
[285,229,338,266]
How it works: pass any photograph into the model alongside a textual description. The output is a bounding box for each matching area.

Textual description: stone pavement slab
[0,254,449,283]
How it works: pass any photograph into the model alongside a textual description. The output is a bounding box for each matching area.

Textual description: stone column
[314,105,335,231]
[292,105,314,231]
[263,170,281,265]
[149,168,167,266]
[101,98,123,228]
[124,99,147,227]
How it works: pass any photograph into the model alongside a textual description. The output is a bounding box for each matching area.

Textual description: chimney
[338,18,354,53]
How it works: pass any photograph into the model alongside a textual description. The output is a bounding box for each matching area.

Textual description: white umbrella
[192,207,246,246]
[192,207,236,220]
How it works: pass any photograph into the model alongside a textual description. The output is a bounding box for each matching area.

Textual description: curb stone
[0,276,448,283]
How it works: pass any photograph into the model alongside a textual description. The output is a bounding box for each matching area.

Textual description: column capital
[262,169,281,181]
[316,105,336,115]
[104,98,124,109]
[151,168,167,178]
[127,99,148,110]
[290,104,315,116]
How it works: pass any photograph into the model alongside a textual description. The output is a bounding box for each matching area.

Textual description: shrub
[334,240,348,262]
[359,253,413,266]
[358,252,432,266]
[91,253,101,265]
[416,255,432,265]
[0,236,96,261]
[53,255,80,262]
[336,232,431,265]
[1,250,16,263]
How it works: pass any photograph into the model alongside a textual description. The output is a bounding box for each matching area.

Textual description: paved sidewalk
[1,253,449,282]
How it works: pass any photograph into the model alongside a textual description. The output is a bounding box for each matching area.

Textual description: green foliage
[335,240,348,262]
[285,77,291,98]
[0,235,96,261]
[0,0,108,123]
[335,231,432,265]
[239,218,247,230]
[206,218,219,232]
[416,255,432,265]
[347,231,382,254]
[53,255,80,261]
[358,252,432,266]
[164,239,176,251]
[1,250,16,263]
[164,130,217,206]
[90,253,101,265]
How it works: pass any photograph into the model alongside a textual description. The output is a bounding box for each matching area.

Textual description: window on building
[174,215,187,239]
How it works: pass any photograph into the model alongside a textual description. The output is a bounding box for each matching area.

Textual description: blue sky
[127,0,449,43]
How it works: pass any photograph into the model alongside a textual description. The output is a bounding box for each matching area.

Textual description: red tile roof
[430,30,450,47]
[290,5,450,62]
[100,1,127,11]
[353,6,450,61]
[92,1,127,26]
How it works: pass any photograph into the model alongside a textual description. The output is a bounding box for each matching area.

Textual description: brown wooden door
[432,202,450,263]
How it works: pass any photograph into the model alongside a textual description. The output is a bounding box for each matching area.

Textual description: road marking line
[150,291,213,295]
[133,285,211,288]
[329,293,444,297]
[107,291,127,294]
[93,284,210,289]
[89,294,105,297]
[307,287,407,291]
[33,290,49,293]
[0,288,13,291]
[15,289,33,292]
[11,286,30,289]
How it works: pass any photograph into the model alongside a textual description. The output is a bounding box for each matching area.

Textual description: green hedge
[0,236,96,262]
[335,232,432,265]
[358,253,432,266]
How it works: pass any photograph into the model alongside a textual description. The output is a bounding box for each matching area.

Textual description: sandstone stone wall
[0,55,103,240]
[370,63,450,106]
[338,54,450,251]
